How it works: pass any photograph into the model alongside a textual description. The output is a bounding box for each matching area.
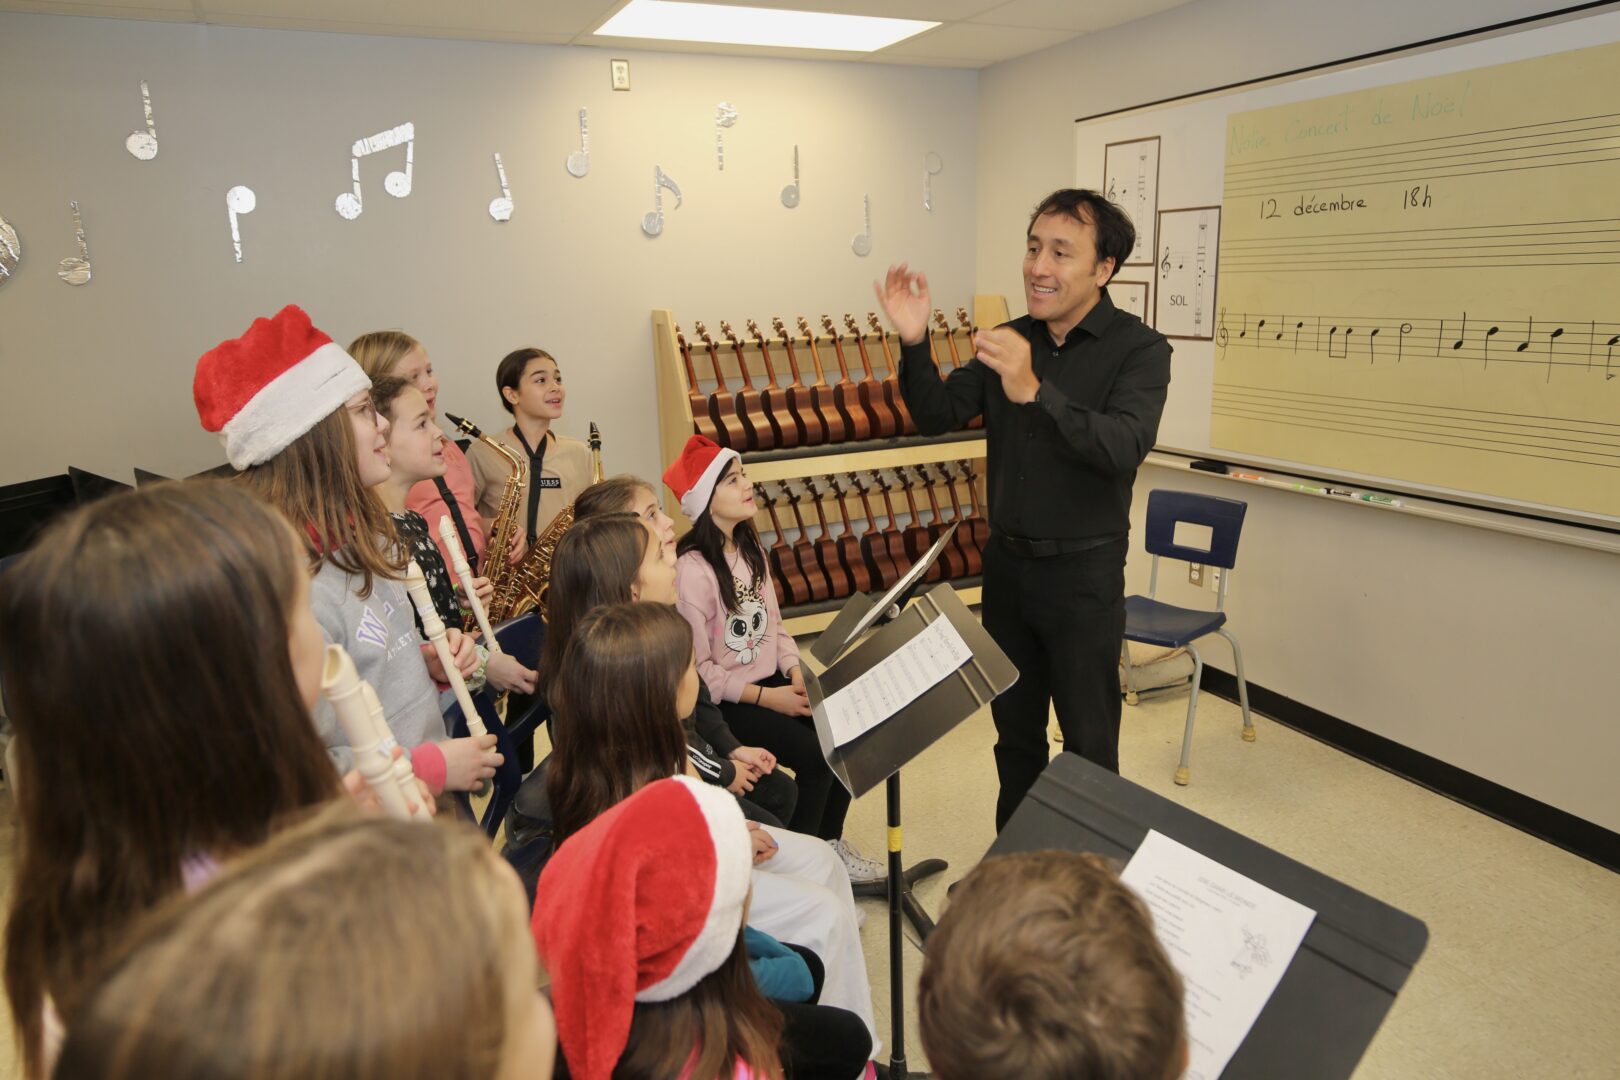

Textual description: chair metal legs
[1173,628,1255,787]
[1121,639,1139,705]
[1216,627,1255,742]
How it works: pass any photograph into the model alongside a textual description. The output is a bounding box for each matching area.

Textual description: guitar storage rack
[653,297,1011,634]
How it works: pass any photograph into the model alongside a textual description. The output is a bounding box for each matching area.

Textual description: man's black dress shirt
[898,288,1172,541]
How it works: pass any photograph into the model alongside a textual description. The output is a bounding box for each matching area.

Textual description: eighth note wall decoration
[335,122,415,220]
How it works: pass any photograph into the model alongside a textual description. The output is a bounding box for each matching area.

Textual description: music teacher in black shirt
[875,188,1172,831]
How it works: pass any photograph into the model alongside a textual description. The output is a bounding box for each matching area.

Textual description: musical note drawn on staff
[1216,307,1620,382]
[225,185,256,263]
[335,122,415,220]
[125,80,158,160]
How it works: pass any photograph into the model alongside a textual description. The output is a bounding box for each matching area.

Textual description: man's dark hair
[1027,189,1135,285]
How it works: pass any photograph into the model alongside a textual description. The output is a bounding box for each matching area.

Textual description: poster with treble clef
[1103,136,1159,266]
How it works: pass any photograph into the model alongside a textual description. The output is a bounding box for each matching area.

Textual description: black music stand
[989,754,1429,1080]
[804,557,1018,1080]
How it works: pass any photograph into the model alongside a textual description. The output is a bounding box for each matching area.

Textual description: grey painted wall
[0,13,976,488]
[975,0,1619,831]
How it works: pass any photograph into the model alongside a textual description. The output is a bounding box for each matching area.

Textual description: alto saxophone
[444,413,604,624]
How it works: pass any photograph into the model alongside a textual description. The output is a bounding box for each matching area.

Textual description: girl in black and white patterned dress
[371,376,538,697]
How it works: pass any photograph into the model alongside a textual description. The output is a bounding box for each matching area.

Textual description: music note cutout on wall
[781,145,801,208]
[487,153,513,222]
[125,80,158,161]
[335,122,415,220]
[566,107,590,178]
[57,201,91,286]
[641,165,682,237]
[225,185,256,263]
[851,195,872,257]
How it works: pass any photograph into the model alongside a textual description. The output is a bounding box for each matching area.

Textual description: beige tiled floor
[834,690,1620,1078]
[1,689,1615,1078]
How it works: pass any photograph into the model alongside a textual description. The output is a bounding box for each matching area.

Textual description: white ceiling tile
[878,20,1074,62]
[0,0,193,14]
[970,0,1194,32]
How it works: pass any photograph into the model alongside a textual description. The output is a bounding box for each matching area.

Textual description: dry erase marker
[1232,472,1264,481]
[1291,483,1327,494]
[1358,493,1403,507]
[1325,487,1356,497]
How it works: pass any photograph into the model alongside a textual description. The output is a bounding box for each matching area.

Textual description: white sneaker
[831,838,887,884]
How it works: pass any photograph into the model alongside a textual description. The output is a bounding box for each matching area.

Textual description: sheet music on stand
[815,522,959,666]
[822,614,972,747]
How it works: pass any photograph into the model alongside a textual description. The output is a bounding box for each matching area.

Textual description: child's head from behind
[534,776,780,1080]
[56,808,554,1080]
[546,602,693,846]
[371,375,446,487]
[0,480,341,1075]
[496,347,564,419]
[918,850,1186,1080]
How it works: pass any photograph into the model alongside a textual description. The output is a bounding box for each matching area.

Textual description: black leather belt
[994,531,1124,558]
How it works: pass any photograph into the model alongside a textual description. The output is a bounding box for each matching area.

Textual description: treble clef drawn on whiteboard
[335,122,415,220]
[125,80,158,160]
[1216,308,1229,356]
[641,166,682,237]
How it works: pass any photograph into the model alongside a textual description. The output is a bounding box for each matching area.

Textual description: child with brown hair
[55,808,555,1080]
[0,480,428,1079]
[370,374,537,695]
[194,305,500,794]
[917,850,1187,1080]
[465,346,593,545]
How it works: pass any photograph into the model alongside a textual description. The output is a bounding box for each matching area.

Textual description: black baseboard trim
[1199,667,1619,874]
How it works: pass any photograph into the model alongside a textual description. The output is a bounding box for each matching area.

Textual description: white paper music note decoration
[225,185,256,263]
[0,216,19,287]
[780,145,800,209]
[488,153,513,222]
[923,152,943,212]
[641,165,682,237]
[715,101,738,170]
[57,201,91,286]
[851,195,872,257]
[335,122,415,220]
[566,107,590,178]
[125,80,158,160]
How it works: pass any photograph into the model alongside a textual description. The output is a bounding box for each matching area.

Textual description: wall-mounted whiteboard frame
[1075,2,1620,534]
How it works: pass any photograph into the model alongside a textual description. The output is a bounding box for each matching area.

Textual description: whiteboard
[1076,7,1620,529]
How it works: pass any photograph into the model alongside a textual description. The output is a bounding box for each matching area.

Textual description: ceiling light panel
[595,0,940,52]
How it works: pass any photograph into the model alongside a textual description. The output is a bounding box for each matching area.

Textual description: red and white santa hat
[663,433,741,521]
[193,305,372,470]
[531,775,752,1080]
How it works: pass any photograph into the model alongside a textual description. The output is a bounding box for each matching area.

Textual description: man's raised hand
[874,263,933,347]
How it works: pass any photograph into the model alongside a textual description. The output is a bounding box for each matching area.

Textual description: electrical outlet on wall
[1188,563,1204,586]
[611,59,631,90]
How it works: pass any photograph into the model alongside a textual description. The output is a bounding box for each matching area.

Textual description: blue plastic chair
[446,691,522,839]
[1123,490,1254,786]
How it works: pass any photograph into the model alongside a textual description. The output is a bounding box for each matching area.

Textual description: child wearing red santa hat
[193,304,500,793]
[665,435,885,886]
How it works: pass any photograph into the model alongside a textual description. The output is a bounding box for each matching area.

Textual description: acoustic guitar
[932,462,983,576]
[794,316,848,445]
[831,314,894,439]
[676,323,721,443]
[850,474,900,590]
[871,472,917,579]
[827,476,876,595]
[802,478,854,599]
[771,316,827,447]
[780,482,833,602]
[954,460,993,553]
[915,465,971,580]
[867,312,916,436]
[721,320,776,452]
[806,314,869,444]
[695,321,746,450]
[757,484,807,606]
[748,319,803,449]
[955,307,985,430]
[895,472,945,583]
